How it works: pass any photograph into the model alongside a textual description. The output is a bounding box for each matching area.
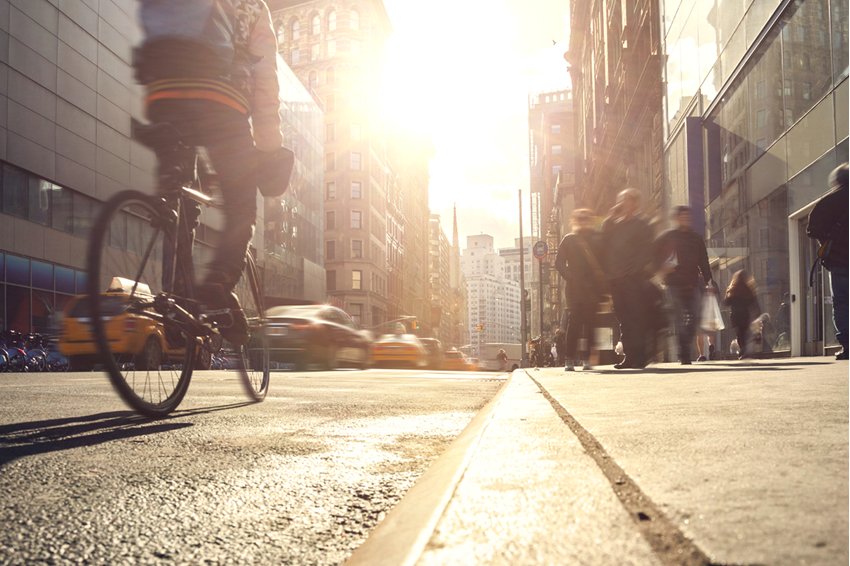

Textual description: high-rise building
[566,0,665,216]
[528,90,576,335]
[270,0,393,328]
[428,214,452,345]
[462,235,522,356]
[387,123,435,336]
[499,237,535,336]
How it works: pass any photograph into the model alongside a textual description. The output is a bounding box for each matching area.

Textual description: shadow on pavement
[0,402,254,466]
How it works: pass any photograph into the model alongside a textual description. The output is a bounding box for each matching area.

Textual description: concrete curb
[343,372,515,566]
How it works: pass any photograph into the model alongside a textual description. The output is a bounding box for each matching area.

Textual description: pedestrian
[723,270,760,359]
[555,208,605,371]
[655,206,713,365]
[695,276,720,361]
[600,190,655,369]
[495,348,508,372]
[553,329,566,366]
[806,163,848,360]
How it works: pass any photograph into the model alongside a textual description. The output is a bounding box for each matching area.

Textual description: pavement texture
[345,359,849,566]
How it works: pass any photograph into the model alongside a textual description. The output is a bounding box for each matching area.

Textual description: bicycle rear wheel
[87,190,196,417]
[234,253,269,401]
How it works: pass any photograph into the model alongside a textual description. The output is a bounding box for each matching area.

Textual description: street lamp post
[519,188,528,367]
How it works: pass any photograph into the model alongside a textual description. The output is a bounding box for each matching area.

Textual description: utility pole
[519,189,527,367]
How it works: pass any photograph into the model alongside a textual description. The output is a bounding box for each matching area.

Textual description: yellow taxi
[370,333,427,368]
[443,350,471,371]
[59,277,187,371]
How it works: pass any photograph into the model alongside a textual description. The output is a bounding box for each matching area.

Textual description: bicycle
[85,121,270,417]
[1,330,28,373]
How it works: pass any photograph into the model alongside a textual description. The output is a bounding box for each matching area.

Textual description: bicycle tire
[0,350,8,373]
[87,190,196,417]
[235,252,270,401]
[7,349,26,372]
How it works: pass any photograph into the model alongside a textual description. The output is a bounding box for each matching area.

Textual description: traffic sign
[533,241,548,260]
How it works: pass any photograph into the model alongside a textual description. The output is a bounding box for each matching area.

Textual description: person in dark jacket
[655,206,713,364]
[724,270,760,359]
[807,163,848,360]
[555,208,603,371]
[600,189,655,369]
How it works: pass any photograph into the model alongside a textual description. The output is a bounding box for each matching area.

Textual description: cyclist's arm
[249,2,283,152]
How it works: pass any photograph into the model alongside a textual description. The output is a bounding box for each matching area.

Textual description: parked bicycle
[1,330,28,373]
[85,120,270,417]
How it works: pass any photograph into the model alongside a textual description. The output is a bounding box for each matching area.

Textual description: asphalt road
[0,368,504,566]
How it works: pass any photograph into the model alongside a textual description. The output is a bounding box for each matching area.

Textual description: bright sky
[382,0,571,250]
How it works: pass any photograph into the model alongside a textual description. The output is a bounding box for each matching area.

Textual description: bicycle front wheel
[234,253,269,401]
[87,190,196,417]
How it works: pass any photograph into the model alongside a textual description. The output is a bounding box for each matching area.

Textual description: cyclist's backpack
[134,0,248,86]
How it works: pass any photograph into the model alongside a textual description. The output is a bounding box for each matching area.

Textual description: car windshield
[68,295,129,318]
[266,305,325,318]
[377,334,418,344]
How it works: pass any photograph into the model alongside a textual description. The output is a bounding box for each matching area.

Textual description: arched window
[328,10,337,31]
[309,70,318,89]
[291,19,300,40]
[801,52,811,70]
[326,66,335,84]
[275,21,285,43]
[312,15,320,35]
[350,9,360,30]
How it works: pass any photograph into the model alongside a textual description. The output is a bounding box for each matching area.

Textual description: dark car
[418,338,444,370]
[265,305,372,370]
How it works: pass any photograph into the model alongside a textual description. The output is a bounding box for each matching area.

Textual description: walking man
[601,189,654,369]
[807,163,848,360]
[655,206,713,364]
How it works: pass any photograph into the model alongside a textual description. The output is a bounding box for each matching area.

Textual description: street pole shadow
[0,401,253,467]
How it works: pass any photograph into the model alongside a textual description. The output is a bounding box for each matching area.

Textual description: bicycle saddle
[131,118,184,150]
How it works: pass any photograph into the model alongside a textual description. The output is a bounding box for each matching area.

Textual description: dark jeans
[565,303,596,360]
[148,99,257,287]
[610,277,649,365]
[669,285,699,360]
[831,266,848,350]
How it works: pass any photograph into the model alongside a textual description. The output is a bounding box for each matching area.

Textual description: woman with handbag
[554,209,605,371]
[723,270,761,359]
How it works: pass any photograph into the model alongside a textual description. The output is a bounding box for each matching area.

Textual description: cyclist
[134,0,283,345]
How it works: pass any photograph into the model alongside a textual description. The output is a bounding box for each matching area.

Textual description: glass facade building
[263,56,325,302]
[663,0,848,356]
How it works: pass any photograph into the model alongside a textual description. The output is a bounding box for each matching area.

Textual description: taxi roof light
[107,277,152,296]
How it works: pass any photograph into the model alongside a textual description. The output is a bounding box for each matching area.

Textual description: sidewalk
[346,359,849,566]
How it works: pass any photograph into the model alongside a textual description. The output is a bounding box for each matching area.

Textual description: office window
[351,152,361,170]
[326,210,335,229]
[352,240,362,258]
[350,94,361,111]
[352,270,362,290]
[551,124,561,133]
[326,181,336,199]
[351,123,361,140]
[326,152,335,171]
[328,10,336,31]
[552,165,561,175]
[291,19,300,39]
[312,14,320,35]
[351,181,361,198]
[551,144,562,154]
[351,210,362,229]
[326,240,335,259]
[3,164,28,219]
[326,123,335,142]
[327,270,336,291]
[291,48,299,65]
[326,93,335,111]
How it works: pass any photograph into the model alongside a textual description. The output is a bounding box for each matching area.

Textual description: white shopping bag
[700,291,725,332]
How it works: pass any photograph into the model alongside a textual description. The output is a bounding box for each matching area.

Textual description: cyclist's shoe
[196,282,250,346]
